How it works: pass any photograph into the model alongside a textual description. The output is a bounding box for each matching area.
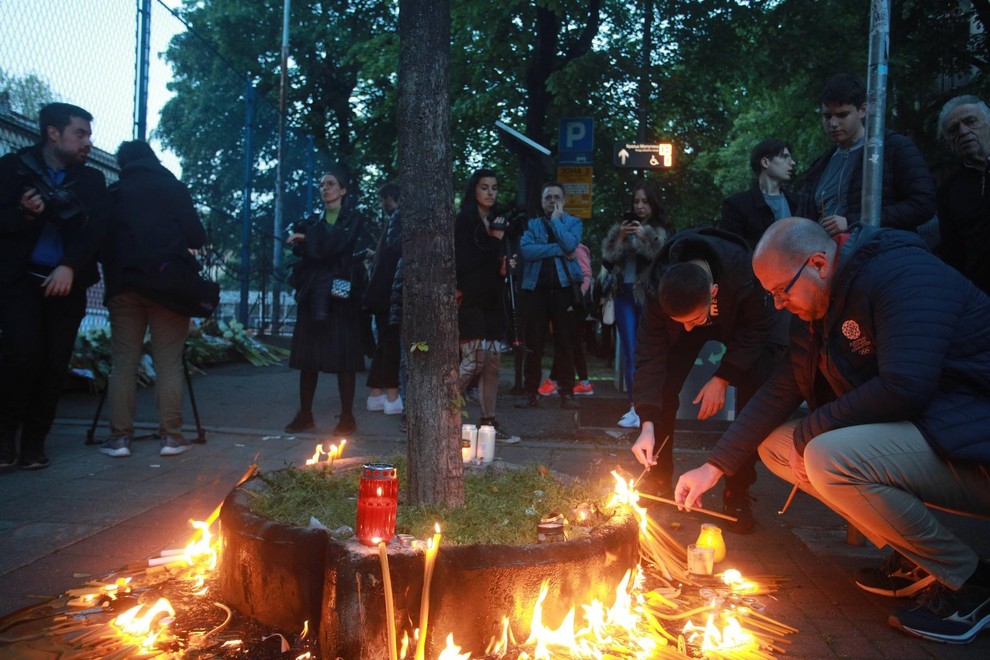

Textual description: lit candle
[414,524,441,660]
[378,540,398,660]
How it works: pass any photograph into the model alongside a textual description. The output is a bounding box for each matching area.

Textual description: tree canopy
[156,0,990,285]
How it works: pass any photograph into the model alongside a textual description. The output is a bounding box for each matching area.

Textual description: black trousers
[0,279,86,461]
[521,287,576,395]
[648,327,785,496]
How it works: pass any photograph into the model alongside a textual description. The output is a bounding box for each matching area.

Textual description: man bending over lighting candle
[672,217,990,645]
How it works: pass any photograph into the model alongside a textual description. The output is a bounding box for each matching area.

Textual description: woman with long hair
[454,168,518,442]
[284,165,366,436]
[601,181,674,428]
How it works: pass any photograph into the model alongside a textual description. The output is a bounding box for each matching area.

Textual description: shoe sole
[617,420,640,428]
[574,391,594,396]
[99,448,131,458]
[856,573,936,598]
[889,611,990,644]
[160,445,192,456]
[383,406,404,415]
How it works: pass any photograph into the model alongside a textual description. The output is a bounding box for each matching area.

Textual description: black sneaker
[19,455,50,471]
[855,552,936,598]
[284,410,315,434]
[889,582,990,644]
[722,489,755,535]
[514,393,538,409]
[481,418,520,445]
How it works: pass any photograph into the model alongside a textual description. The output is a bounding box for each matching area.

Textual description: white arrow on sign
[618,148,630,165]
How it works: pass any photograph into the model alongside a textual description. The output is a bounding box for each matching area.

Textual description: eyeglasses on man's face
[766,254,814,305]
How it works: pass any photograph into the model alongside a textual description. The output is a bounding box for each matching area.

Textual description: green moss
[248,455,616,546]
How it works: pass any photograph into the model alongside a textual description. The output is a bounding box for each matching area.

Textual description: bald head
[755,217,835,268]
[753,218,836,321]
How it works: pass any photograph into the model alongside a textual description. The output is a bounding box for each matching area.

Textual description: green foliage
[249,457,615,546]
[157,0,990,265]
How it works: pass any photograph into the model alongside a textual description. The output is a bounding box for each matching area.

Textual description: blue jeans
[614,283,640,402]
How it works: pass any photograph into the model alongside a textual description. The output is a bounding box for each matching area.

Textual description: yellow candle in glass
[695,523,727,563]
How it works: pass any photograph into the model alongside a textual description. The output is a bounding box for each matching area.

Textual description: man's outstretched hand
[674,463,723,510]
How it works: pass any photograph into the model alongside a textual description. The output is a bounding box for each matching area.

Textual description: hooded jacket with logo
[707,225,990,476]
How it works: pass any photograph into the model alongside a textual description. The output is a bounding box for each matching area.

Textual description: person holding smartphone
[601,181,674,428]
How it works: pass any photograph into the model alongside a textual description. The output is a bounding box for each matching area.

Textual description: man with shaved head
[675,218,990,644]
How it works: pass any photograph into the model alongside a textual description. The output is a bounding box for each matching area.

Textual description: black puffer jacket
[797,131,936,230]
[633,228,775,426]
[104,157,206,299]
[708,226,990,476]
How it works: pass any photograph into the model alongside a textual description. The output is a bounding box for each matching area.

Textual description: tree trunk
[398,0,464,507]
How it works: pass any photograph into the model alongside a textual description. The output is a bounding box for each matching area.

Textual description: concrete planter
[218,471,639,658]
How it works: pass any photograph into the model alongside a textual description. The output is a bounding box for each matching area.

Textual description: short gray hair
[938,95,990,141]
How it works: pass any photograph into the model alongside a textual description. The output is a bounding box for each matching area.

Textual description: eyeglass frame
[767,254,815,305]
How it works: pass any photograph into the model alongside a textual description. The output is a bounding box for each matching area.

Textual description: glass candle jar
[695,523,726,563]
[356,463,398,546]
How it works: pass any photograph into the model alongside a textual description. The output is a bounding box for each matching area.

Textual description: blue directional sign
[559,117,594,165]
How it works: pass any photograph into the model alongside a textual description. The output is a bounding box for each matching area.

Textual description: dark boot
[722,488,755,534]
[284,410,315,433]
[333,412,356,436]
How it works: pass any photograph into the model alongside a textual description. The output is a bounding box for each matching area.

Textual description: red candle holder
[356,463,398,546]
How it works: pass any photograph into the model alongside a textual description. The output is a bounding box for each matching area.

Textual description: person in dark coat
[676,219,990,644]
[935,95,990,296]
[284,166,365,436]
[0,102,109,470]
[100,140,206,459]
[630,228,781,532]
[455,168,517,441]
[720,138,797,248]
[363,181,403,416]
[797,73,936,237]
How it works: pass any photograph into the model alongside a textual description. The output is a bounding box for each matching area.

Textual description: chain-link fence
[1,0,359,334]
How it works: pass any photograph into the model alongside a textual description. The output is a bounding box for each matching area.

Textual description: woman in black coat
[285,166,365,436]
[454,168,515,440]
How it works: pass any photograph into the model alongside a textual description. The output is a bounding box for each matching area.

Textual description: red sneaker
[537,379,558,396]
[573,380,594,396]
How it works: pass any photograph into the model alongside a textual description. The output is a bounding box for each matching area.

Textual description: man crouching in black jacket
[630,227,783,533]
[0,103,108,470]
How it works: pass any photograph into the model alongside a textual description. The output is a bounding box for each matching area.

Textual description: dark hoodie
[707,225,990,476]
[633,227,775,427]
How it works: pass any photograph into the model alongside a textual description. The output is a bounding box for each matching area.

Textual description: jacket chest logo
[841,319,873,355]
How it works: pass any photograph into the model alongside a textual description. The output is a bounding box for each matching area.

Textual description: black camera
[17,153,84,222]
[622,211,638,225]
[491,206,528,238]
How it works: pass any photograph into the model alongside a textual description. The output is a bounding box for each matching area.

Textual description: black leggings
[299,369,356,417]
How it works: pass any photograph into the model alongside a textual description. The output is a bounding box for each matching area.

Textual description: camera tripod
[83,344,207,445]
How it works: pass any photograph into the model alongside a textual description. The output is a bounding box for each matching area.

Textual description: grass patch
[248,455,618,546]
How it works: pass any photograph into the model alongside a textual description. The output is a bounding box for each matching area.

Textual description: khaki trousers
[107,292,190,440]
[758,419,990,589]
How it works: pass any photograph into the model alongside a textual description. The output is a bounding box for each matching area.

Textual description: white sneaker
[383,395,404,415]
[367,394,387,411]
[617,406,640,428]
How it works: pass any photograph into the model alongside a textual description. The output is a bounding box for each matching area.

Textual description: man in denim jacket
[514,182,584,410]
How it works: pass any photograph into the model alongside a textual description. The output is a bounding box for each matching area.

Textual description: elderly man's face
[754,252,830,322]
[943,103,990,166]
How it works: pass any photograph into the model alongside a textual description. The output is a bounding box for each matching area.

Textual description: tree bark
[398,0,464,507]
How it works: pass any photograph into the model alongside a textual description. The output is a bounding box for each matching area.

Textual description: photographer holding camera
[0,102,109,470]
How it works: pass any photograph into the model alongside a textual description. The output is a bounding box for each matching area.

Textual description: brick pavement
[0,359,987,658]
